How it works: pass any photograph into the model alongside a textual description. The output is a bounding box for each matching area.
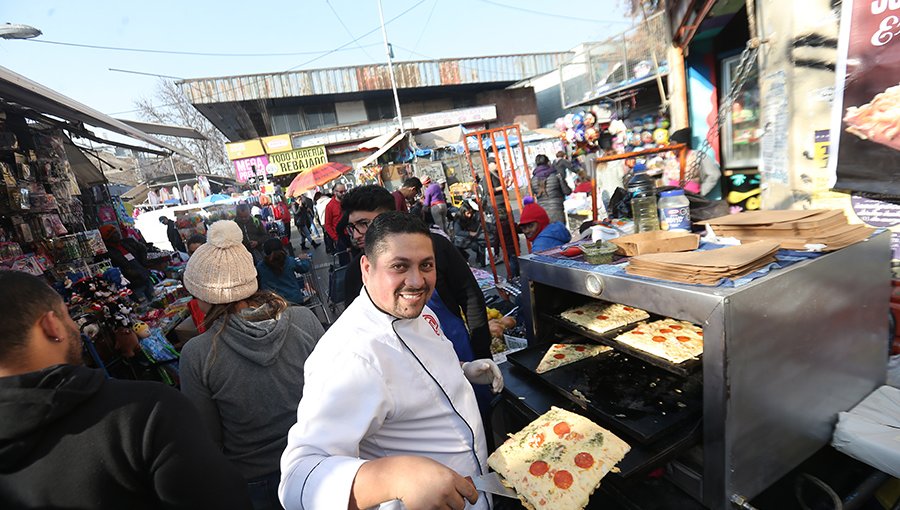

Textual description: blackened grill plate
[507,344,702,444]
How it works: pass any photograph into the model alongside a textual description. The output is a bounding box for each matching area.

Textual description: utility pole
[377,0,404,134]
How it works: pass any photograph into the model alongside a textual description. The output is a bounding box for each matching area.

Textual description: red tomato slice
[676,336,692,342]
[596,315,609,320]
[623,307,634,312]
[561,246,584,257]
[553,422,571,436]
[652,336,667,343]
[659,328,672,334]
[669,325,683,330]
[574,346,586,352]
[697,330,704,336]
[554,353,566,359]
[554,470,574,489]
[574,310,584,315]
[574,452,595,469]
[631,330,644,335]
[529,460,549,476]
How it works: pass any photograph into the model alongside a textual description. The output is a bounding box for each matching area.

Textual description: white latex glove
[462,359,504,394]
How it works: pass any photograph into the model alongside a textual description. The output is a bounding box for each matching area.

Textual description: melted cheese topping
[488,407,630,510]
[536,344,612,374]
[614,319,703,364]
[560,302,650,335]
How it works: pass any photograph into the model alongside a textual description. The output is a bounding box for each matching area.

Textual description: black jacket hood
[0,364,104,470]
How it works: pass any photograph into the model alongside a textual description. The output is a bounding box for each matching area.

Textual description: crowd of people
[0,153,583,510]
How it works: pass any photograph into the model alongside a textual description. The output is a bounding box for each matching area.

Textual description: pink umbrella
[287,162,352,197]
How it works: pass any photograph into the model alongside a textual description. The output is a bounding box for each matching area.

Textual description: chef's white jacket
[279,289,490,510]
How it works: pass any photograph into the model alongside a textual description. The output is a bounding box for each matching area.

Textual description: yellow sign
[261,134,292,154]
[268,146,328,176]
[225,139,265,160]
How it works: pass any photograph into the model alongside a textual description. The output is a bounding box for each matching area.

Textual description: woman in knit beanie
[180,220,324,509]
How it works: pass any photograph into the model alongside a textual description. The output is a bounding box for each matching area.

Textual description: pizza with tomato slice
[560,302,649,335]
[844,84,900,152]
[487,406,630,510]
[536,344,611,374]
[613,319,703,364]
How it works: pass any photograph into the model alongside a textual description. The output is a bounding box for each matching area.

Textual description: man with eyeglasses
[340,186,492,364]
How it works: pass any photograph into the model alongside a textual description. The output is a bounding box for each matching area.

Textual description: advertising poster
[233,155,269,183]
[829,0,900,195]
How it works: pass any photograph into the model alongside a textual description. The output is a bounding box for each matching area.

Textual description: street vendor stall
[492,229,890,509]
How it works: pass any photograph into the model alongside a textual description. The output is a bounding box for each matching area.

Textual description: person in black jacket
[340,185,492,360]
[100,224,154,301]
[0,270,251,510]
[159,216,187,253]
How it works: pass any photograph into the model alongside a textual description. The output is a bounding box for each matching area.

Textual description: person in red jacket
[324,183,347,262]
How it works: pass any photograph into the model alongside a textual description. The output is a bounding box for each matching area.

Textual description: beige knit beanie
[183,220,258,304]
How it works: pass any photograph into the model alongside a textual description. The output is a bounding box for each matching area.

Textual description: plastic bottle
[658,189,692,232]
[627,168,660,233]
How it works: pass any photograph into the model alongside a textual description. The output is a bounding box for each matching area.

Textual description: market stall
[491,227,889,509]
[0,67,197,386]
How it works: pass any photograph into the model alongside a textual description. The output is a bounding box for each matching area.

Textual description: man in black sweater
[0,271,251,510]
[341,185,492,360]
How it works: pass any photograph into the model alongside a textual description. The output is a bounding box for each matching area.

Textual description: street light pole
[377,0,404,134]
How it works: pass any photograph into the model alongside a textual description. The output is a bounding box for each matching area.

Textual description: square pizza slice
[488,406,630,510]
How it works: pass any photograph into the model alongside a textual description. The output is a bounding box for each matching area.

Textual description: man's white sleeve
[279,351,392,510]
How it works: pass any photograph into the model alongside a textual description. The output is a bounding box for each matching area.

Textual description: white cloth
[279,290,489,510]
[315,197,330,226]
[832,385,900,478]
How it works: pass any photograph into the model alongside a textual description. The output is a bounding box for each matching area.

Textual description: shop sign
[225,139,265,160]
[410,105,496,130]
[829,0,900,195]
[233,155,270,183]
[261,134,292,154]
[268,145,328,176]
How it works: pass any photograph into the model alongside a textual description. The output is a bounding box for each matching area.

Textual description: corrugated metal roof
[179,52,571,105]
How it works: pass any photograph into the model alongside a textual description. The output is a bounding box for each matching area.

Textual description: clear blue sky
[2,0,631,122]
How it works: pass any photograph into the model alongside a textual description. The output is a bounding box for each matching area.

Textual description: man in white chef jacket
[279,211,503,510]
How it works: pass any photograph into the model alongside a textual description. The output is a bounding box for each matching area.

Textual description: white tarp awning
[358,131,406,168]
[358,129,400,150]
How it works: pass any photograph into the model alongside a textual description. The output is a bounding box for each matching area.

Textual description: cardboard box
[611,230,700,256]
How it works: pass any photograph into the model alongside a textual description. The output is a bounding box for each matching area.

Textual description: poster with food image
[829,0,900,195]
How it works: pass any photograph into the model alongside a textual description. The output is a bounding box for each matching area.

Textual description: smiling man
[279,212,502,510]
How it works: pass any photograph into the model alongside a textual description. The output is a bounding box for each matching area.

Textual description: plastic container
[627,170,660,233]
[658,189,692,232]
[582,241,618,264]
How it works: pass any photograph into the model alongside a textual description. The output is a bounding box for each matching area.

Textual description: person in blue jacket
[256,238,311,305]
[517,200,571,253]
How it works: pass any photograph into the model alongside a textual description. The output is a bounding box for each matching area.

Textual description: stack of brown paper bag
[626,240,780,285]
[697,210,872,251]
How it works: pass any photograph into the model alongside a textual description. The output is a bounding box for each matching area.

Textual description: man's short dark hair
[186,233,206,246]
[364,211,430,260]
[342,185,396,216]
[0,271,64,361]
[403,177,423,193]
[236,204,251,214]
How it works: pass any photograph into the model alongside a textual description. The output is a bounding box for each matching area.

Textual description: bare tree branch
[133,79,231,182]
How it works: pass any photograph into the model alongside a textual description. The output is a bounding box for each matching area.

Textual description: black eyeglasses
[346,219,372,235]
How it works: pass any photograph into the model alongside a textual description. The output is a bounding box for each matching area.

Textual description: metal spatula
[469,472,518,499]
